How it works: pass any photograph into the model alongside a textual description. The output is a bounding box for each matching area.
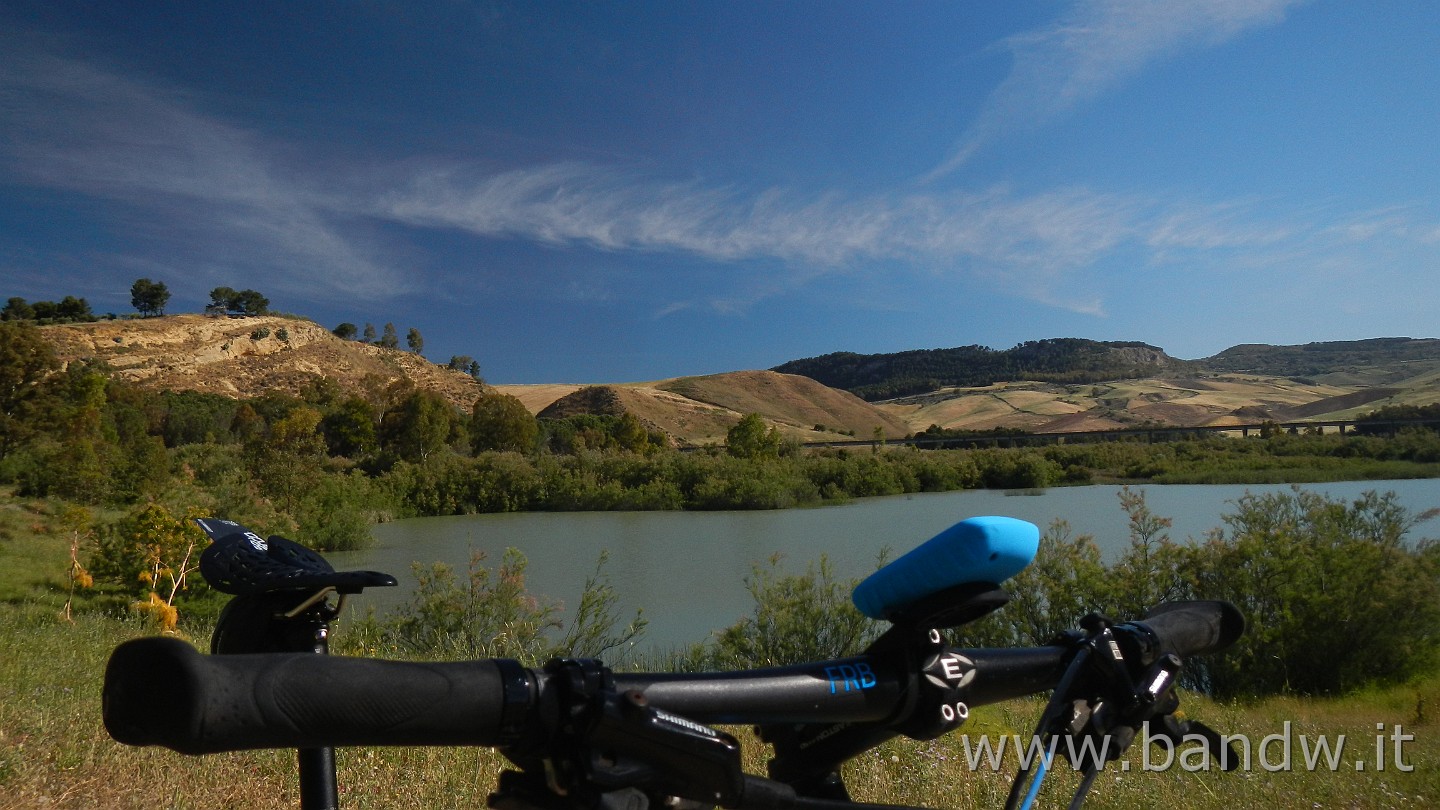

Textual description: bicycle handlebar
[103,600,1242,757]
[103,638,531,754]
[1134,600,1245,659]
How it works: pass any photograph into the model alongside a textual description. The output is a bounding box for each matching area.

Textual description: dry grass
[4,493,1438,809]
[6,597,1437,810]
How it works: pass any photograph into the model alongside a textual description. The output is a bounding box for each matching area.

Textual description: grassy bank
[3,494,1438,808]
[3,603,1437,808]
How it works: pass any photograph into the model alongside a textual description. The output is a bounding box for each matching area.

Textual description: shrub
[375,548,644,664]
[87,502,208,632]
[699,554,880,668]
[958,487,1440,699]
[1176,488,1440,697]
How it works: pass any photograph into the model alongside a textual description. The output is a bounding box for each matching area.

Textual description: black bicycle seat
[195,518,397,596]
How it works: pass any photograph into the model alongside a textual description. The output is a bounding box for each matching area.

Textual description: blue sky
[3,1,1438,384]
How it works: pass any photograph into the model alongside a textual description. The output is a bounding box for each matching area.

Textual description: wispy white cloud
[0,38,405,301]
[4,25,1434,326]
[1146,201,1296,251]
[1323,206,1429,244]
[928,0,1306,179]
[378,164,1139,313]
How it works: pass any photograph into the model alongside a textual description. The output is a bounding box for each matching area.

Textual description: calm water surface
[330,480,1440,651]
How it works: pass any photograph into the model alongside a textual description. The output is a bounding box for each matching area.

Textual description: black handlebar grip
[1135,600,1245,659]
[103,637,530,754]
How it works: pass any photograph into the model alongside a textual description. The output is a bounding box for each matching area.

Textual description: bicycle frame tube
[613,655,904,726]
[610,646,1068,728]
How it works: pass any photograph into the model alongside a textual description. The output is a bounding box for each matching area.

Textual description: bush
[973,450,1060,489]
[1177,488,1440,697]
[87,502,209,632]
[958,487,1440,699]
[698,554,881,669]
[291,470,386,551]
[374,548,644,664]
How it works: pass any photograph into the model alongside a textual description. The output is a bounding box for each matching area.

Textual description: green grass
[2,490,1438,809]
[836,686,1440,809]
[0,494,75,603]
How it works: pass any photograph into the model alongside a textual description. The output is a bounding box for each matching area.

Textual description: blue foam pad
[852,516,1040,620]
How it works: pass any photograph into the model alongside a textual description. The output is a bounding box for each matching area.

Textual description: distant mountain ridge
[773,337,1440,402]
[1203,337,1440,379]
[771,339,1191,401]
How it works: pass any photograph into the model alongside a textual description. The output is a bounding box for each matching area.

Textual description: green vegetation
[128,278,170,317]
[726,412,785,459]
[379,322,400,349]
[1356,403,1440,434]
[1205,337,1440,376]
[1,294,97,324]
[3,487,1440,807]
[697,553,882,669]
[955,487,1440,699]
[207,286,270,316]
[355,548,645,665]
[446,354,484,380]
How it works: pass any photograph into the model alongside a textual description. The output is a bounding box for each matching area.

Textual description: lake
[329,479,1440,651]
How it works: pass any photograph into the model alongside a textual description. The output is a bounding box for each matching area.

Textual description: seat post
[295,608,339,810]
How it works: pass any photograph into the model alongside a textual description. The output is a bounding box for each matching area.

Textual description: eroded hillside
[42,315,485,409]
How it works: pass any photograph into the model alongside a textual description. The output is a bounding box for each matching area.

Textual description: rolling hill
[36,316,1440,446]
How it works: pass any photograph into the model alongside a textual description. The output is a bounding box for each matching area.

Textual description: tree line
[3,295,97,324]
[331,321,433,359]
[4,280,269,323]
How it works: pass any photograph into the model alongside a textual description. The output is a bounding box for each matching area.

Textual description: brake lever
[1145,714,1242,772]
[1076,650,1184,764]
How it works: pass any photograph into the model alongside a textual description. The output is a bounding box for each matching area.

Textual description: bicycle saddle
[195,518,397,596]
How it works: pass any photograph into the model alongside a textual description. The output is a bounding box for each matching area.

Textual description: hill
[1201,337,1440,382]
[771,339,1190,401]
[38,316,908,446]
[36,317,1440,444]
[871,375,1428,435]
[506,371,910,446]
[41,314,485,410]
[772,336,1440,435]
